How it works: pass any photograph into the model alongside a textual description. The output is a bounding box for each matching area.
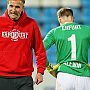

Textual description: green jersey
[44,22,90,77]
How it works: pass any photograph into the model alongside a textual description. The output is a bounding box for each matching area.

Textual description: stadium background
[0,0,90,90]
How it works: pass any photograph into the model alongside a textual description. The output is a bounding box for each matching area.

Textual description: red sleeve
[33,20,47,74]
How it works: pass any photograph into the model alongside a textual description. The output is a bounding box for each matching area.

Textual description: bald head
[7,0,25,4]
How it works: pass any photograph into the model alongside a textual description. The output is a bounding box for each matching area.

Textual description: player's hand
[34,73,43,85]
[47,63,60,78]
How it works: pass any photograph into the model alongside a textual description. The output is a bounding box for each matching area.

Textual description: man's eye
[15,6,20,8]
[9,5,13,8]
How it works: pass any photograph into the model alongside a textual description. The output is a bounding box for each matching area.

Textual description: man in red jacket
[0,0,46,90]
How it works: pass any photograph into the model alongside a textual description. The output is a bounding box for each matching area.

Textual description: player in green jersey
[43,7,90,90]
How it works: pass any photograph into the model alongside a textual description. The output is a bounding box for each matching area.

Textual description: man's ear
[22,6,24,11]
[72,16,74,22]
[58,17,61,23]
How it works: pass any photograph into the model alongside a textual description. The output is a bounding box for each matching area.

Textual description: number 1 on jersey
[68,34,76,60]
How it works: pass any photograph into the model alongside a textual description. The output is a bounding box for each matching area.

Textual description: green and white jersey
[44,22,90,77]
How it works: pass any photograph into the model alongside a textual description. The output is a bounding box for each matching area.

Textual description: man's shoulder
[0,15,3,18]
[48,26,62,35]
[80,24,90,29]
[0,15,4,21]
[25,16,37,24]
[51,26,62,33]
[51,26,61,31]
[26,16,36,21]
[26,16,34,20]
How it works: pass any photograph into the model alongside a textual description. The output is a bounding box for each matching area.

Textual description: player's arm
[43,29,55,50]
[43,29,55,69]
[43,29,60,78]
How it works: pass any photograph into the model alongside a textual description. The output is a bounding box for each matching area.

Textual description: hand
[47,63,60,78]
[34,73,43,85]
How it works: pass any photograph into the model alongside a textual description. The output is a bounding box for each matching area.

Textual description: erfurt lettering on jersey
[64,62,81,68]
[62,25,81,30]
[2,29,28,41]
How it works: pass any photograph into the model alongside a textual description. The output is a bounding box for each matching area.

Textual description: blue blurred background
[0,0,90,64]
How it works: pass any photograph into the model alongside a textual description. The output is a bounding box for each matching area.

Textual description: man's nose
[12,7,16,12]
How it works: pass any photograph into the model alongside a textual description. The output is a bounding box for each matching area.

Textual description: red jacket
[0,11,46,77]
